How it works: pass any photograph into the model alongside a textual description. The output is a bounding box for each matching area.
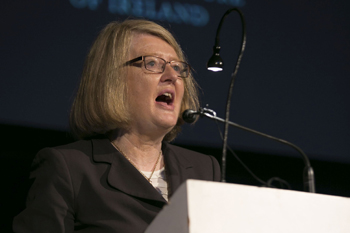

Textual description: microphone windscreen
[182,109,198,123]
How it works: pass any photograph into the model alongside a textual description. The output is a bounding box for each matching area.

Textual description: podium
[145,180,350,233]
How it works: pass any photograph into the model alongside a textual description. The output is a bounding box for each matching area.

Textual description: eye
[146,59,157,67]
[145,57,164,71]
[172,62,183,72]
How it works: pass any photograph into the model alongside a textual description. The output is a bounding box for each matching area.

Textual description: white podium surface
[145,179,350,233]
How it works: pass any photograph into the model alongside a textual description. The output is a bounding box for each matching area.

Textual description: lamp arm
[215,8,247,182]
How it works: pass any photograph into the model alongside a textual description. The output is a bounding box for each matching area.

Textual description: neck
[109,130,164,172]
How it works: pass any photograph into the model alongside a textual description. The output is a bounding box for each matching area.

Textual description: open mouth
[156,92,174,105]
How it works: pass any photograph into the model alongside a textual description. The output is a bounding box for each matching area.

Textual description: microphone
[183,108,316,193]
[182,109,199,123]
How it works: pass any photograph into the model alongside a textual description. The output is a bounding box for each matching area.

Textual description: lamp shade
[207,46,224,72]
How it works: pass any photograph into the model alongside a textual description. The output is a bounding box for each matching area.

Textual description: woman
[13,19,220,233]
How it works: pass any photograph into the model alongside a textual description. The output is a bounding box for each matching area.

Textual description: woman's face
[125,33,185,138]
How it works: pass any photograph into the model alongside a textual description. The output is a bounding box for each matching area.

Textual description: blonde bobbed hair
[70,19,199,141]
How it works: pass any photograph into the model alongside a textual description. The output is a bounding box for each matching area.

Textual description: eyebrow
[145,53,180,62]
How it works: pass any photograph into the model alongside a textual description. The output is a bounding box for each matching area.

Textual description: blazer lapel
[92,138,166,203]
[162,142,193,198]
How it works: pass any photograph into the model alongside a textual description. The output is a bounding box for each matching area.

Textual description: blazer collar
[91,138,193,203]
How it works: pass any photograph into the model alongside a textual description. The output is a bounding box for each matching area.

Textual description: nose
[160,63,180,83]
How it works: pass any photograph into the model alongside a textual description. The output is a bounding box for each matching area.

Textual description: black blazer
[13,138,220,233]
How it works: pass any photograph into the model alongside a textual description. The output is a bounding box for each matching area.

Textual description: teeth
[163,93,172,99]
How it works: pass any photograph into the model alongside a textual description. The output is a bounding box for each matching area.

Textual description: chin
[157,119,178,131]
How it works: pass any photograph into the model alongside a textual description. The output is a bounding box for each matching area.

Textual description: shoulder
[164,143,213,161]
[32,139,95,173]
[163,142,221,181]
[34,137,116,168]
[54,139,93,152]
[35,139,92,161]
[30,138,114,190]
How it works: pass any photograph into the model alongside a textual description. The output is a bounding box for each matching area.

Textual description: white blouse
[142,167,168,202]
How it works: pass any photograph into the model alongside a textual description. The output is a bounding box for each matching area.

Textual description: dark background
[1,0,350,232]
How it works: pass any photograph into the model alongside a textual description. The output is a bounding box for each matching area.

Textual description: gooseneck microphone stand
[207,8,246,182]
[190,108,316,193]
